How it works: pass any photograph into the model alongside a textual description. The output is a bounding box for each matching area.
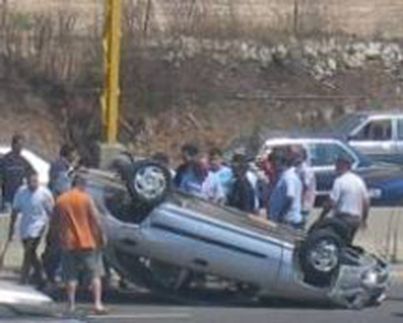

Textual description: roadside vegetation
[0,1,402,162]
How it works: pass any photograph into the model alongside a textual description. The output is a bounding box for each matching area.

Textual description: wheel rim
[133,165,167,201]
[308,240,339,273]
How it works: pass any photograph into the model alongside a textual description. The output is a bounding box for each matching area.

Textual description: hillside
[8,0,403,38]
[0,3,403,162]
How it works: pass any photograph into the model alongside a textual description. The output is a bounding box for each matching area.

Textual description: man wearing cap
[320,157,370,244]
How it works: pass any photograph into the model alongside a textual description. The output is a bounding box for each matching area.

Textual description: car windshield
[330,114,367,135]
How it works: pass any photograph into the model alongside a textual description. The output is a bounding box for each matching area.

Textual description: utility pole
[1,0,8,29]
[293,0,299,35]
[102,0,122,143]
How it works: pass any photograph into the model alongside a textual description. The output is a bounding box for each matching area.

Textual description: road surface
[58,281,403,323]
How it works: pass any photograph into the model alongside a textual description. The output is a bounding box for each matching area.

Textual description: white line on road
[87,313,192,320]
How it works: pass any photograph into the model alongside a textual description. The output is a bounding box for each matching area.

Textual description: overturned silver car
[82,159,389,309]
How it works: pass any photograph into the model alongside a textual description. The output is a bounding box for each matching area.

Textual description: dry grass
[7,0,403,38]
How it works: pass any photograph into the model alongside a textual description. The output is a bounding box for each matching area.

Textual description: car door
[348,117,395,162]
[143,202,284,287]
[306,141,358,203]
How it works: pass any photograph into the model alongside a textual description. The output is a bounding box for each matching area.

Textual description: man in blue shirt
[202,148,232,204]
[175,144,207,196]
[269,149,303,229]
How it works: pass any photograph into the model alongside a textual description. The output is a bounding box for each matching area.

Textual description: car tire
[127,161,172,207]
[108,154,134,181]
[300,228,344,284]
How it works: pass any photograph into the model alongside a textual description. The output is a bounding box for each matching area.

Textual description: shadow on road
[47,286,338,311]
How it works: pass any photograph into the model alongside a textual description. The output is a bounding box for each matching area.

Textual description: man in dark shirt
[227,154,258,213]
[48,144,76,197]
[0,134,34,209]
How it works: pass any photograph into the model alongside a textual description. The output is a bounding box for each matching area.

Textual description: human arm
[361,186,370,229]
[44,189,55,218]
[277,175,298,221]
[47,205,60,246]
[8,189,24,241]
[7,209,18,242]
[320,179,339,220]
[278,197,292,222]
[89,198,106,248]
[319,199,334,220]
[0,157,4,187]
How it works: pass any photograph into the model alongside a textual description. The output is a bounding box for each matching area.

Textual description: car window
[352,119,392,141]
[308,143,355,167]
[398,119,403,140]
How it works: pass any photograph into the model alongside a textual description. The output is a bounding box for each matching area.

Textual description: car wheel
[300,229,344,283]
[128,161,171,207]
[108,154,134,181]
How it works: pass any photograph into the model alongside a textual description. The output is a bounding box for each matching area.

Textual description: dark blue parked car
[259,135,403,207]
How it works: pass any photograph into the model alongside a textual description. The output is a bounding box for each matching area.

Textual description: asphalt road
[55,281,403,323]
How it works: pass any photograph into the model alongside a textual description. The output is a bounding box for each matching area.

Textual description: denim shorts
[61,249,104,282]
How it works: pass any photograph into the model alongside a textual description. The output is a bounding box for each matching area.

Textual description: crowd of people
[171,142,369,241]
[0,135,106,314]
[171,143,317,228]
[0,134,371,314]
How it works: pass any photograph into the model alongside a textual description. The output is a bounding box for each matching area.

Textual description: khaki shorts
[61,249,105,282]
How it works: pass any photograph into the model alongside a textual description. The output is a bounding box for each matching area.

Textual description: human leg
[20,238,41,285]
[42,232,61,284]
[66,280,78,313]
[61,251,79,312]
[20,239,32,284]
[29,238,44,285]
[82,250,106,313]
[91,277,106,312]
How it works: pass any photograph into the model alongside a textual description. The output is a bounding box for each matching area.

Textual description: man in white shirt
[320,157,370,244]
[8,172,54,285]
[295,148,316,228]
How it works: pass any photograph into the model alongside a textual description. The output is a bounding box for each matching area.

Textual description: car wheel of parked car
[300,229,344,284]
[128,161,172,207]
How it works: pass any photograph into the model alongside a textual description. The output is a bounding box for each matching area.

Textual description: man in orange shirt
[53,175,107,314]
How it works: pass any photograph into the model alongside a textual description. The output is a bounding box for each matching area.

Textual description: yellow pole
[102,0,122,143]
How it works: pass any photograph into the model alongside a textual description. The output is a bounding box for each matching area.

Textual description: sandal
[93,307,109,316]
